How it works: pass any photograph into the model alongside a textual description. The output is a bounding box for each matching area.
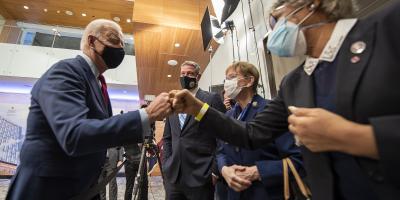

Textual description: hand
[288,106,379,159]
[235,166,260,182]
[145,92,172,122]
[221,165,252,192]
[169,89,204,115]
[224,97,232,110]
[117,161,123,166]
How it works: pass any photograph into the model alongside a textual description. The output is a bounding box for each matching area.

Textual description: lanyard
[236,100,253,121]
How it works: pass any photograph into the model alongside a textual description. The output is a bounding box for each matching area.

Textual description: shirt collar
[190,86,199,95]
[303,18,358,75]
[81,52,100,78]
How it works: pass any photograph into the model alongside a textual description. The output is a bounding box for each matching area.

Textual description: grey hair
[80,19,122,50]
[181,61,201,75]
[273,0,357,21]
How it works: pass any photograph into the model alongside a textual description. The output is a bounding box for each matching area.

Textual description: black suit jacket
[6,55,143,200]
[199,2,400,200]
[162,88,226,187]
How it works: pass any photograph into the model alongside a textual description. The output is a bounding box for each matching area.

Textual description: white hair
[273,0,357,20]
[80,19,122,50]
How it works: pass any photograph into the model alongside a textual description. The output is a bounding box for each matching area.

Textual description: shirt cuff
[139,108,151,137]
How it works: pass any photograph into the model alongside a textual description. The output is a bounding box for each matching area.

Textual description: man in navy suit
[6,19,171,200]
[162,61,226,200]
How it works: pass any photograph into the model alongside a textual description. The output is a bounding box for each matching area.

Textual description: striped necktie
[178,113,186,129]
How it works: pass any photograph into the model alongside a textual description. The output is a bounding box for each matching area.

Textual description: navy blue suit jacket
[216,95,303,200]
[6,55,143,200]
[162,88,226,187]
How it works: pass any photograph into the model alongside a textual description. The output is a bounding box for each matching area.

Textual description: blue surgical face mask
[267,5,315,57]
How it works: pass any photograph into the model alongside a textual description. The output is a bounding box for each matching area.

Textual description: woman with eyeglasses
[171,0,400,199]
[216,61,303,200]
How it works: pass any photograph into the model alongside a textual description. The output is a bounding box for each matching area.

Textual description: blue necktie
[178,113,186,129]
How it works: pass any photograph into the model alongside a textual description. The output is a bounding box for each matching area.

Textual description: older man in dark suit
[162,61,226,200]
[6,19,171,200]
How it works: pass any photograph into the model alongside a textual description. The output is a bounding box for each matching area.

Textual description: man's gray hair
[181,61,201,75]
[274,0,357,20]
[80,19,122,50]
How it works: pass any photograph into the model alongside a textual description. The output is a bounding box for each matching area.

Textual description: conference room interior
[0,0,393,199]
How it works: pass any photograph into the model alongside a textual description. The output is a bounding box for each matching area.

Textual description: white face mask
[224,78,243,99]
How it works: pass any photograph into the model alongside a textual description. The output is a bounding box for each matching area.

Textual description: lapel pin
[252,101,258,107]
[351,55,361,63]
[351,41,366,54]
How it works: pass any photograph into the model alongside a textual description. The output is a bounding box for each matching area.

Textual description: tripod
[132,135,164,200]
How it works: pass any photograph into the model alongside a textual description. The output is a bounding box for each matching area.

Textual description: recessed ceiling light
[43,8,48,12]
[65,10,73,16]
[167,75,172,78]
[82,13,87,17]
[174,43,180,48]
[23,5,29,10]
[167,60,178,66]
[126,19,131,23]
[113,17,121,22]
[57,10,60,14]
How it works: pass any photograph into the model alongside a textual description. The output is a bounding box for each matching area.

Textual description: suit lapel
[180,89,204,134]
[78,56,109,115]
[336,23,376,119]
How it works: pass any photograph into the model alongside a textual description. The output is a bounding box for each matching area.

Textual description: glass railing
[0,23,135,55]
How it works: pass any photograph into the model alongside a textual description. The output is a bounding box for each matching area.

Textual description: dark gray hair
[273,0,356,21]
[181,61,201,75]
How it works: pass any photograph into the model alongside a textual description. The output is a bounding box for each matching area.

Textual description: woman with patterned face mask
[171,0,400,199]
[218,62,303,200]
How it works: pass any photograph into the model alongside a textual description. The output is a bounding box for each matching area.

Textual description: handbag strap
[283,158,291,200]
[284,158,312,198]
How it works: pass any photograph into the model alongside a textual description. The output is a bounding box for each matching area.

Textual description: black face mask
[101,46,125,69]
[180,76,197,90]
[93,38,125,69]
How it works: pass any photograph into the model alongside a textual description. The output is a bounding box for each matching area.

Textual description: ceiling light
[167,60,178,66]
[23,5,29,10]
[113,17,121,22]
[82,13,87,17]
[43,8,48,12]
[126,19,131,23]
[57,10,60,14]
[65,10,73,16]
[174,43,180,48]
[167,75,172,78]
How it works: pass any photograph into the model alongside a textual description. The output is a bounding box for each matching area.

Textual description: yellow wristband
[195,103,209,121]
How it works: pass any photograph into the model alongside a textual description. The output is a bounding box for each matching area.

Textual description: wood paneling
[0,0,134,33]
[133,22,213,99]
[132,0,216,100]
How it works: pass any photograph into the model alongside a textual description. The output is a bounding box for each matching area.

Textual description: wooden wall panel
[0,0,134,33]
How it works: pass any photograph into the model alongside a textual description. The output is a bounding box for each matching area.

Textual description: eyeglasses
[267,3,309,31]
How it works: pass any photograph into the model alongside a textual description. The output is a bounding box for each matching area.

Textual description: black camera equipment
[132,126,164,200]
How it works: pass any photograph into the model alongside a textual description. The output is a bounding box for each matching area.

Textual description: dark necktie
[98,74,109,105]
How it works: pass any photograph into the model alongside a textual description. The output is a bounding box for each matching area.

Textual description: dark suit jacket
[6,55,143,200]
[216,95,303,200]
[199,2,400,200]
[162,88,226,187]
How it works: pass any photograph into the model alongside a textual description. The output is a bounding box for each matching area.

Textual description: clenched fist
[145,93,172,122]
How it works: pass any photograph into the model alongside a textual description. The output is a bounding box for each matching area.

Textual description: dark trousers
[165,180,214,200]
[99,158,118,200]
[124,160,148,200]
